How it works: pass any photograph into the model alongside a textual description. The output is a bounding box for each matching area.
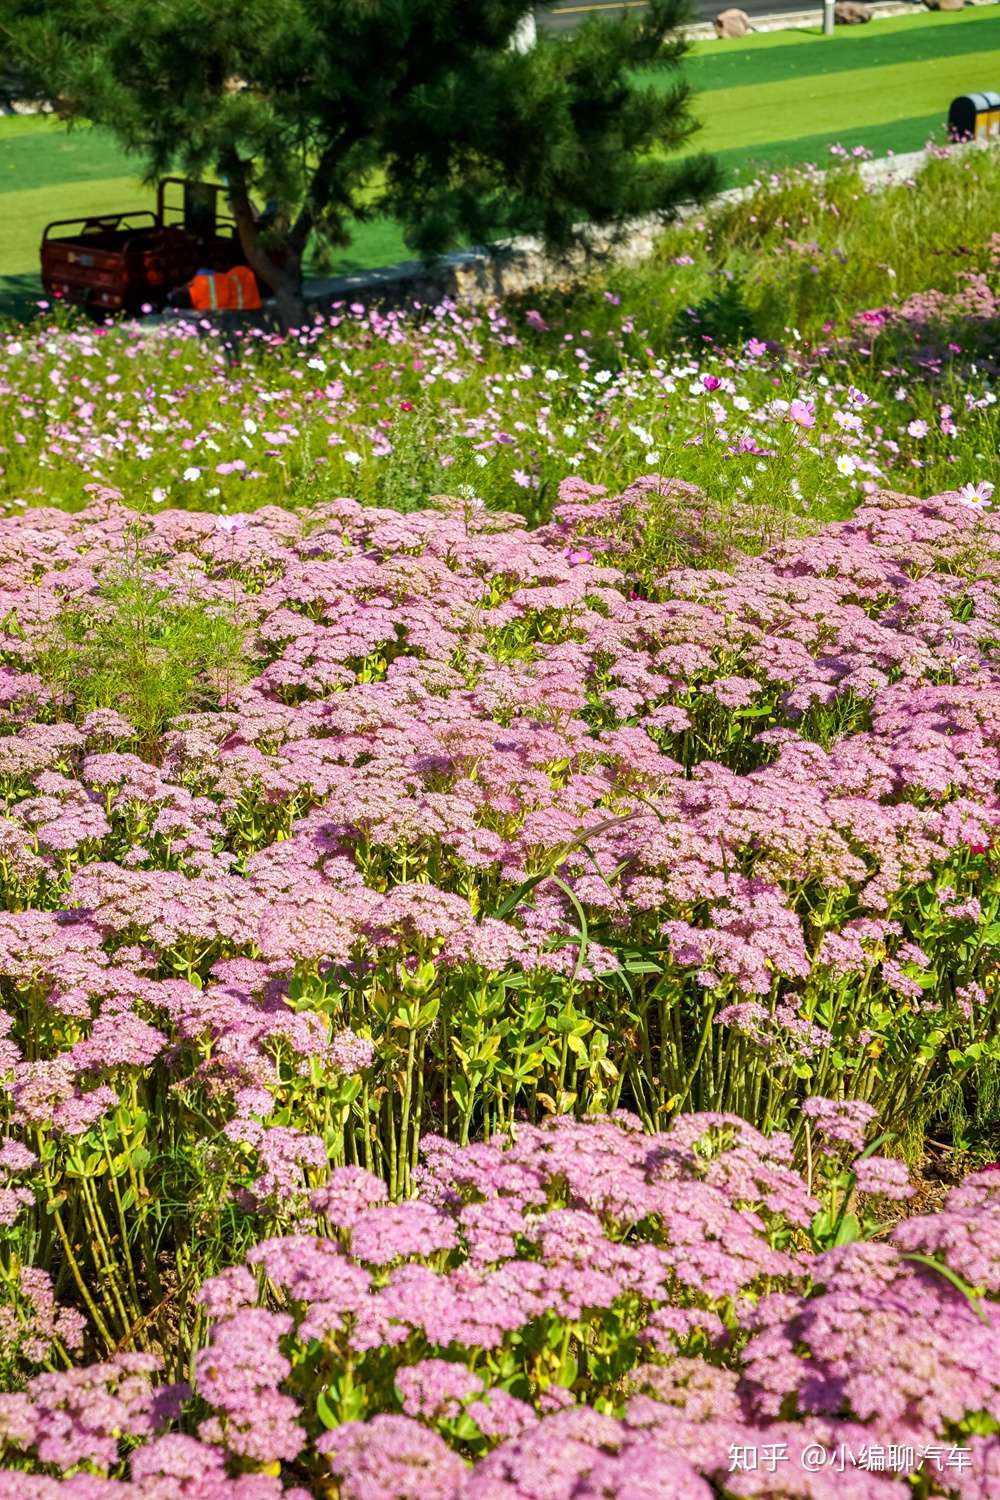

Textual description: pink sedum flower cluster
[0,478,995,1156]
[0,1110,995,1497]
[0,476,994,1355]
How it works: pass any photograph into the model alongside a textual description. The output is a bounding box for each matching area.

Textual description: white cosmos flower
[957,481,994,509]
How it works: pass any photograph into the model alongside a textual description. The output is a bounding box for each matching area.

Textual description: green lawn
[683,3,998,89]
[690,44,1000,155]
[0,5,994,316]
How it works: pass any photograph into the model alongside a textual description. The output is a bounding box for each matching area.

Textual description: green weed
[34,521,249,754]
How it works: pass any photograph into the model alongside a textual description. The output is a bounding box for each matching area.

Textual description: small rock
[834,1,873,21]
[510,12,537,51]
[926,0,964,9]
[714,8,750,37]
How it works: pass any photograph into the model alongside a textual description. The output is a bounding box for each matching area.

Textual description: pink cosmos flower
[788,399,815,429]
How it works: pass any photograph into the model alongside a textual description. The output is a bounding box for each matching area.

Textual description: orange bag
[228,265,262,311]
[189,267,261,312]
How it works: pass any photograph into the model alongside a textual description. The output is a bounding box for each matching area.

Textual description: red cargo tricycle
[40,177,249,316]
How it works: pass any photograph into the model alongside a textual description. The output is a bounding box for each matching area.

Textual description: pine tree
[0,0,718,323]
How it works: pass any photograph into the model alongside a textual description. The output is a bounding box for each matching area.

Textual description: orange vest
[189,266,262,312]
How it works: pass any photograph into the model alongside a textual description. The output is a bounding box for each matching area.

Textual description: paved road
[537,0,854,28]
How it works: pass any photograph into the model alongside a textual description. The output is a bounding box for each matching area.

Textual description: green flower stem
[397,1025,419,1198]
[673,998,718,1116]
[76,1168,136,1333]
[98,1124,143,1312]
[42,1171,115,1349]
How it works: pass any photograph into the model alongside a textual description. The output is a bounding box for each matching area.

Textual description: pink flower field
[0,140,998,1500]
[0,461,997,1494]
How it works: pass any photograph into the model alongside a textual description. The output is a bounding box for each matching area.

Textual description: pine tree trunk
[269,264,307,332]
[227,184,306,331]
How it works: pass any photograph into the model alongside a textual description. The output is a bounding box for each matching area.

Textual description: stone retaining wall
[299,140,989,315]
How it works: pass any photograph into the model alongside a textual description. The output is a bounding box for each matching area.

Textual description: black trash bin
[948,91,1000,142]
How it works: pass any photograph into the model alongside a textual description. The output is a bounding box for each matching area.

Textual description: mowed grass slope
[0,6,993,313]
[684,4,998,90]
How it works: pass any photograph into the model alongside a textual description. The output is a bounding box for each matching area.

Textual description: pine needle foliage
[0,0,719,318]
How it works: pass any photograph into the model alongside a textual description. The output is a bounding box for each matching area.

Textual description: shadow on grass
[0,272,43,323]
